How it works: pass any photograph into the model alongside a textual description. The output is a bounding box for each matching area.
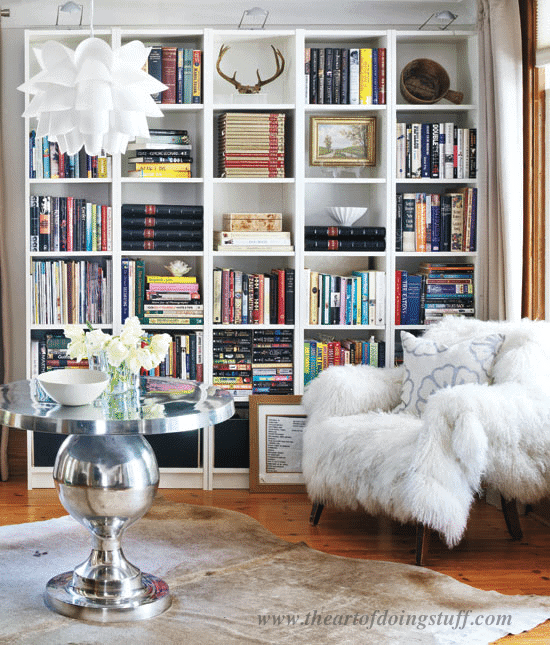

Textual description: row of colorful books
[127,129,193,178]
[213,328,293,394]
[396,123,477,180]
[30,195,112,253]
[396,189,477,253]
[213,267,295,325]
[304,225,386,252]
[305,47,386,105]
[147,46,202,104]
[121,263,203,326]
[304,337,386,385]
[395,263,475,326]
[306,268,386,326]
[218,112,286,178]
[121,201,203,251]
[142,331,204,381]
[31,259,112,325]
[29,132,111,179]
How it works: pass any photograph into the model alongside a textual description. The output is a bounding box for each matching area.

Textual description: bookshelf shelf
[23,25,482,490]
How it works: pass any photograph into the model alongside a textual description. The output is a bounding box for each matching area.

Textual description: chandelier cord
[89,0,94,38]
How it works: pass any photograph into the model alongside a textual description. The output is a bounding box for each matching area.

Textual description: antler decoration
[216,44,285,94]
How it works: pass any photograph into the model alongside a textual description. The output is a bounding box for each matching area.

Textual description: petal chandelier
[18,5,167,156]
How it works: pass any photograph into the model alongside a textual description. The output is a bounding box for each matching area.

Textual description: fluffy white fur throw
[302,317,550,547]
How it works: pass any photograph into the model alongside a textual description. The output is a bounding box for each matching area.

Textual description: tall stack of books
[252,329,293,394]
[304,225,386,251]
[218,112,285,178]
[419,262,475,324]
[306,47,386,105]
[396,189,477,253]
[146,46,202,104]
[213,267,295,325]
[141,274,203,325]
[127,129,193,178]
[213,329,253,393]
[121,203,203,251]
[215,212,292,251]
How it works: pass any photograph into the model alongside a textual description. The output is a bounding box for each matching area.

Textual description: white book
[349,49,360,105]
[375,271,385,326]
[212,268,222,324]
[396,122,406,179]
[411,123,422,178]
[439,122,445,181]
[457,128,464,179]
[444,122,454,179]
[368,270,376,325]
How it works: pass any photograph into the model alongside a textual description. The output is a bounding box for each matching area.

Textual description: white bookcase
[22,26,482,489]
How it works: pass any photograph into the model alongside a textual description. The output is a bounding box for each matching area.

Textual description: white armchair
[301,317,550,565]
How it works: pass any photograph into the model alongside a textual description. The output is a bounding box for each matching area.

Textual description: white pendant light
[18,0,167,156]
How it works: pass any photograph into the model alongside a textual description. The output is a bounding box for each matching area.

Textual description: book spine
[310,48,319,104]
[304,48,310,103]
[395,193,403,252]
[349,49,359,105]
[377,48,386,104]
[285,267,295,325]
[192,50,202,103]
[359,48,372,105]
[148,47,163,102]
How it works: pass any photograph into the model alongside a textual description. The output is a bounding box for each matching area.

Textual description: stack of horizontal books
[304,225,386,251]
[419,262,474,325]
[121,203,203,251]
[218,113,285,178]
[215,212,292,251]
[127,129,193,178]
[142,274,204,326]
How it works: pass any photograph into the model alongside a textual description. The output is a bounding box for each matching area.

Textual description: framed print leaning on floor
[249,395,306,493]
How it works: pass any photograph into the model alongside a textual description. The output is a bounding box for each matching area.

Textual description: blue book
[121,259,129,323]
[176,48,184,104]
[183,49,193,104]
[372,48,378,105]
[352,270,369,325]
[148,47,163,103]
[405,275,423,325]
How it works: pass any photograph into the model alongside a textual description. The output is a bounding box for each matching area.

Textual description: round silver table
[0,377,235,623]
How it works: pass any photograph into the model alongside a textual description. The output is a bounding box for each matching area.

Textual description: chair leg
[309,502,324,526]
[416,523,428,566]
[501,496,523,540]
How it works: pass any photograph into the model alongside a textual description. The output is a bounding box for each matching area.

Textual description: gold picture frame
[309,115,376,167]
[249,395,306,493]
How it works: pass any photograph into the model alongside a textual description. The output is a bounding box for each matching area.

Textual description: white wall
[0,0,477,381]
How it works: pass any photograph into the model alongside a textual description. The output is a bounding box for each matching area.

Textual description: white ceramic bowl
[37,369,110,406]
[326,207,368,226]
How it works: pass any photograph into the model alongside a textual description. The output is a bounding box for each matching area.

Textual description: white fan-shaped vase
[327,207,367,226]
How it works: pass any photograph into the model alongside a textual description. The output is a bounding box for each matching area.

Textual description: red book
[161,47,178,104]
[221,268,231,324]
[377,48,386,105]
[276,268,285,325]
[101,204,107,251]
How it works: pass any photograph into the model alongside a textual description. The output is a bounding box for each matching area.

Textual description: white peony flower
[149,333,171,364]
[85,328,110,354]
[64,325,86,342]
[105,338,130,367]
[119,316,144,347]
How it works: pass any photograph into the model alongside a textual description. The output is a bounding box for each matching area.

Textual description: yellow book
[309,270,319,325]
[127,169,192,178]
[192,50,202,103]
[359,48,373,105]
[147,275,197,283]
[133,163,191,171]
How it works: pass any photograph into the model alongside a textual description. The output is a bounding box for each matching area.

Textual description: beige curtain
[0,19,10,480]
[479,0,524,320]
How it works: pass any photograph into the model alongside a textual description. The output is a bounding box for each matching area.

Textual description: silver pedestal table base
[0,377,235,622]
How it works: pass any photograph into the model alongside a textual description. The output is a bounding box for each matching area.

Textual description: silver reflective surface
[1,377,235,622]
[0,376,235,435]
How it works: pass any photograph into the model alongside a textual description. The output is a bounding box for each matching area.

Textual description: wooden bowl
[400,58,463,105]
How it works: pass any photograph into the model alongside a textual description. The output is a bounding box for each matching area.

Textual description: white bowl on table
[37,369,110,406]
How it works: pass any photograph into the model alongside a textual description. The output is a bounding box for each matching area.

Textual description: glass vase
[88,351,138,395]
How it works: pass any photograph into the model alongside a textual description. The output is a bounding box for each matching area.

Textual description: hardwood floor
[1,478,550,643]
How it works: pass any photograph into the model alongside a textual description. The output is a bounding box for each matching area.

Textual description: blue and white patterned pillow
[397,330,505,416]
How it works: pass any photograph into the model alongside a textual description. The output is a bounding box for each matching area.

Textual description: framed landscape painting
[310,116,376,167]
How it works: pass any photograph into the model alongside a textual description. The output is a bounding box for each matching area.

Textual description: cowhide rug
[1,501,550,644]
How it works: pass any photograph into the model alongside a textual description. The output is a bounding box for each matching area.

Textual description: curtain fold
[0,21,10,481]
[479,0,524,320]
